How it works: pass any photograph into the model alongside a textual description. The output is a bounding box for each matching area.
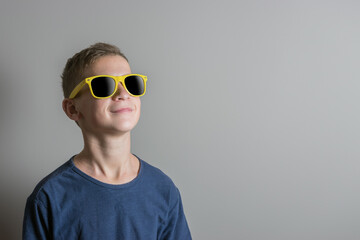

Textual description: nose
[112,82,130,100]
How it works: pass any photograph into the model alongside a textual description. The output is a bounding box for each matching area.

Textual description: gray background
[1,0,359,239]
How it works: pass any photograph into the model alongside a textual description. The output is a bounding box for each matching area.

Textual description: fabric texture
[23,156,191,240]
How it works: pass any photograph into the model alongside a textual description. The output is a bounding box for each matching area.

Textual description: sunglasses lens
[91,77,116,97]
[124,75,145,96]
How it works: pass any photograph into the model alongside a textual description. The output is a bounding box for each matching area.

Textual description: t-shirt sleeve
[22,198,50,240]
[159,187,192,240]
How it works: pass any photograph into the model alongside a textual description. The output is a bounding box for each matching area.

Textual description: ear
[62,98,81,121]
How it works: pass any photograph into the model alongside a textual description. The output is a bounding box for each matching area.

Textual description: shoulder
[140,159,176,187]
[139,158,181,198]
[27,158,76,205]
[137,159,191,239]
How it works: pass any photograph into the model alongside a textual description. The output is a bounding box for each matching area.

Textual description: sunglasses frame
[69,74,147,99]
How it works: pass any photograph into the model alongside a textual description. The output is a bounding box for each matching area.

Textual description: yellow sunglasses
[69,74,147,99]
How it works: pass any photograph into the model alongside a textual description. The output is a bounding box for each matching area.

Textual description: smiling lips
[111,107,133,113]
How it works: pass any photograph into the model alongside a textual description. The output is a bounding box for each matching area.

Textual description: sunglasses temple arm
[69,80,87,99]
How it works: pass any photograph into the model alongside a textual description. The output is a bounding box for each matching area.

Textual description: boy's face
[73,55,141,136]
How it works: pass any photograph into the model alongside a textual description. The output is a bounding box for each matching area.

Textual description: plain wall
[1,0,360,239]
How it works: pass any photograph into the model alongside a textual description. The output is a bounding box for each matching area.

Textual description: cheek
[135,99,141,116]
[137,98,141,109]
[81,101,106,120]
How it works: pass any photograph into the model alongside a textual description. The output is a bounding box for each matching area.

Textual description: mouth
[111,107,133,113]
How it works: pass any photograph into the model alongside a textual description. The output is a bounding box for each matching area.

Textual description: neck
[74,131,140,184]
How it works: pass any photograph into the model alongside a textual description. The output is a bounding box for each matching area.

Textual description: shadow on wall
[0,70,26,240]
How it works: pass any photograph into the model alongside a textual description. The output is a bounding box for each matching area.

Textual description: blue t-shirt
[23,156,192,240]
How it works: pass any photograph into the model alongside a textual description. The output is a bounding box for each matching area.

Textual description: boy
[23,43,192,239]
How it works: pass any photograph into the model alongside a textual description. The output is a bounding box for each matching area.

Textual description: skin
[62,55,141,184]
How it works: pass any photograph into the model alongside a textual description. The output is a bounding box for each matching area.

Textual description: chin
[113,122,138,133]
[99,116,140,134]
